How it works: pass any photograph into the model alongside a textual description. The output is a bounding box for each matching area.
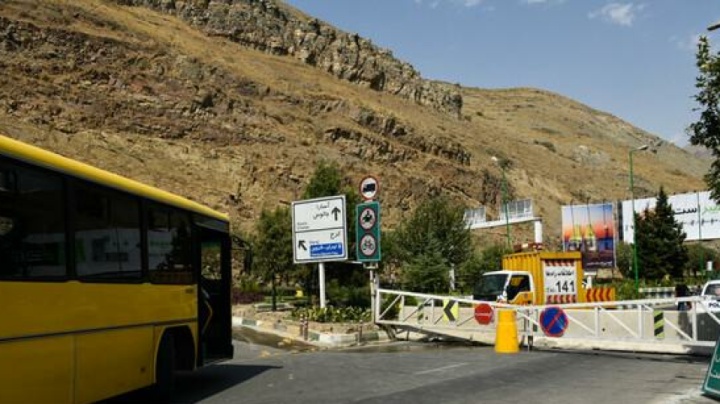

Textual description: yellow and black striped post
[654,310,665,339]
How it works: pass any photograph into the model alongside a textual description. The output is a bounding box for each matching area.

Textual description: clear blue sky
[284,0,719,146]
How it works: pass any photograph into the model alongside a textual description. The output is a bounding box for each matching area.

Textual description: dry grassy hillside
[0,0,709,246]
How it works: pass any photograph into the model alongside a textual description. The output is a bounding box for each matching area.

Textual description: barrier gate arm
[379,294,402,321]
[563,310,596,335]
[604,307,641,339]
[663,319,693,341]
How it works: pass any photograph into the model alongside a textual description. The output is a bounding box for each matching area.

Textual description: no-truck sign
[359,176,379,201]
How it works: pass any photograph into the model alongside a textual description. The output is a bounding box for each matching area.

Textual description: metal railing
[375,288,720,353]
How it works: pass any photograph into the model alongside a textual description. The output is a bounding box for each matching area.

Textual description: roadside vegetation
[235,25,720,311]
[234,158,720,313]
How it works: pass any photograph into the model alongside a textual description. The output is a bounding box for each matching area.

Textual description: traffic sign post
[356,201,381,262]
[292,195,348,309]
[292,195,348,264]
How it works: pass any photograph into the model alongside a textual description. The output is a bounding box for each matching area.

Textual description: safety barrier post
[300,314,309,341]
[653,310,665,339]
[495,309,519,354]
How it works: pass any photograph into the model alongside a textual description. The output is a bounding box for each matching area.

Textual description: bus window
[0,134,233,403]
[73,183,142,281]
[148,203,193,284]
[0,158,66,279]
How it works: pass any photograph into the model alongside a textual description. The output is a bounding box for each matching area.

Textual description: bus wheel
[154,332,176,400]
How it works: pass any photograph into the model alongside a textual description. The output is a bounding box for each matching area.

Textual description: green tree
[685,243,718,278]
[690,36,720,200]
[302,160,345,200]
[391,195,473,292]
[402,239,449,293]
[252,207,293,311]
[635,187,688,280]
[616,242,632,278]
[456,244,509,293]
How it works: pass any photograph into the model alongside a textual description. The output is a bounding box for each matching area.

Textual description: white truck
[700,280,720,312]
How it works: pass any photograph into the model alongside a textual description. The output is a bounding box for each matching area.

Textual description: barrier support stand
[495,309,520,354]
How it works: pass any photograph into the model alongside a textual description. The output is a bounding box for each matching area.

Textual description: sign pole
[368,266,375,321]
[319,262,326,309]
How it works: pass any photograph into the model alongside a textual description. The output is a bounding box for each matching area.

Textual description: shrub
[232,276,265,304]
[326,279,371,308]
[231,288,264,305]
[290,306,371,323]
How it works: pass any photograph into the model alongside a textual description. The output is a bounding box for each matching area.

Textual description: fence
[375,288,720,354]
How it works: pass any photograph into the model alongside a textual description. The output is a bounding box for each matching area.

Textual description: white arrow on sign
[292,195,348,263]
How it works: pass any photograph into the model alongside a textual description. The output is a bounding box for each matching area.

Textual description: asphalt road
[114,339,718,404]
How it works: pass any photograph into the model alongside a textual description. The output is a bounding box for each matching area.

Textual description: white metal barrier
[375,288,720,354]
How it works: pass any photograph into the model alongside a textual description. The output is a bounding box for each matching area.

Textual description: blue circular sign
[540,306,569,337]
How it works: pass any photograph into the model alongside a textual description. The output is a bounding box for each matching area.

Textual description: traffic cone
[494,309,519,354]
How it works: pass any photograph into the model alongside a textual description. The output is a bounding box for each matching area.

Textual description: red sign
[474,303,494,325]
[359,176,379,201]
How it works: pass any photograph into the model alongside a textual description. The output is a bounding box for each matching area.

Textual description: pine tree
[391,195,473,292]
[635,187,688,280]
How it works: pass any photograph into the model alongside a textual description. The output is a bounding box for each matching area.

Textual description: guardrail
[375,288,720,354]
[639,286,702,299]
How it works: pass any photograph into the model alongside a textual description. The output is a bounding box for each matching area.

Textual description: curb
[232,316,392,348]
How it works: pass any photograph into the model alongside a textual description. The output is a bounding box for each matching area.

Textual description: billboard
[621,191,720,243]
[561,203,615,274]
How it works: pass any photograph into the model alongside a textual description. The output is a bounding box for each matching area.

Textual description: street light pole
[493,156,512,250]
[629,145,648,292]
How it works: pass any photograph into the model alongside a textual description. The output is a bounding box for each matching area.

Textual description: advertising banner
[561,203,615,275]
[621,191,720,243]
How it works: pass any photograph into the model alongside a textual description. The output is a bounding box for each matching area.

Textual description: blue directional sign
[540,306,569,337]
[292,195,348,263]
[310,243,344,257]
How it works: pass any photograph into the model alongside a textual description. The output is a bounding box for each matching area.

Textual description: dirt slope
[0,0,708,245]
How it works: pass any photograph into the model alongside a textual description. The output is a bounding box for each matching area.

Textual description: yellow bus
[0,134,233,403]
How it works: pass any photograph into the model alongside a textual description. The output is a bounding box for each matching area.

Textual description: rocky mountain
[0,0,710,246]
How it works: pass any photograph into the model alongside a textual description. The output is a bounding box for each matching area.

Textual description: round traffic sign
[474,303,494,325]
[540,306,569,337]
[359,207,377,230]
[359,176,379,201]
[359,234,377,257]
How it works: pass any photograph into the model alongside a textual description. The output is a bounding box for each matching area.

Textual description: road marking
[414,363,468,375]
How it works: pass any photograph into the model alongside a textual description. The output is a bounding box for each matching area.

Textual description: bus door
[197,227,233,364]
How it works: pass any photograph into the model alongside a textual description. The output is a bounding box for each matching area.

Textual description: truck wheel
[154,332,176,401]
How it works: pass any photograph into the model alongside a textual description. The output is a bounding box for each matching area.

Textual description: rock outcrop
[114,0,463,117]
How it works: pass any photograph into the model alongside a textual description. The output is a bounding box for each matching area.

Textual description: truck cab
[701,280,720,299]
[473,270,535,305]
[700,280,720,312]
